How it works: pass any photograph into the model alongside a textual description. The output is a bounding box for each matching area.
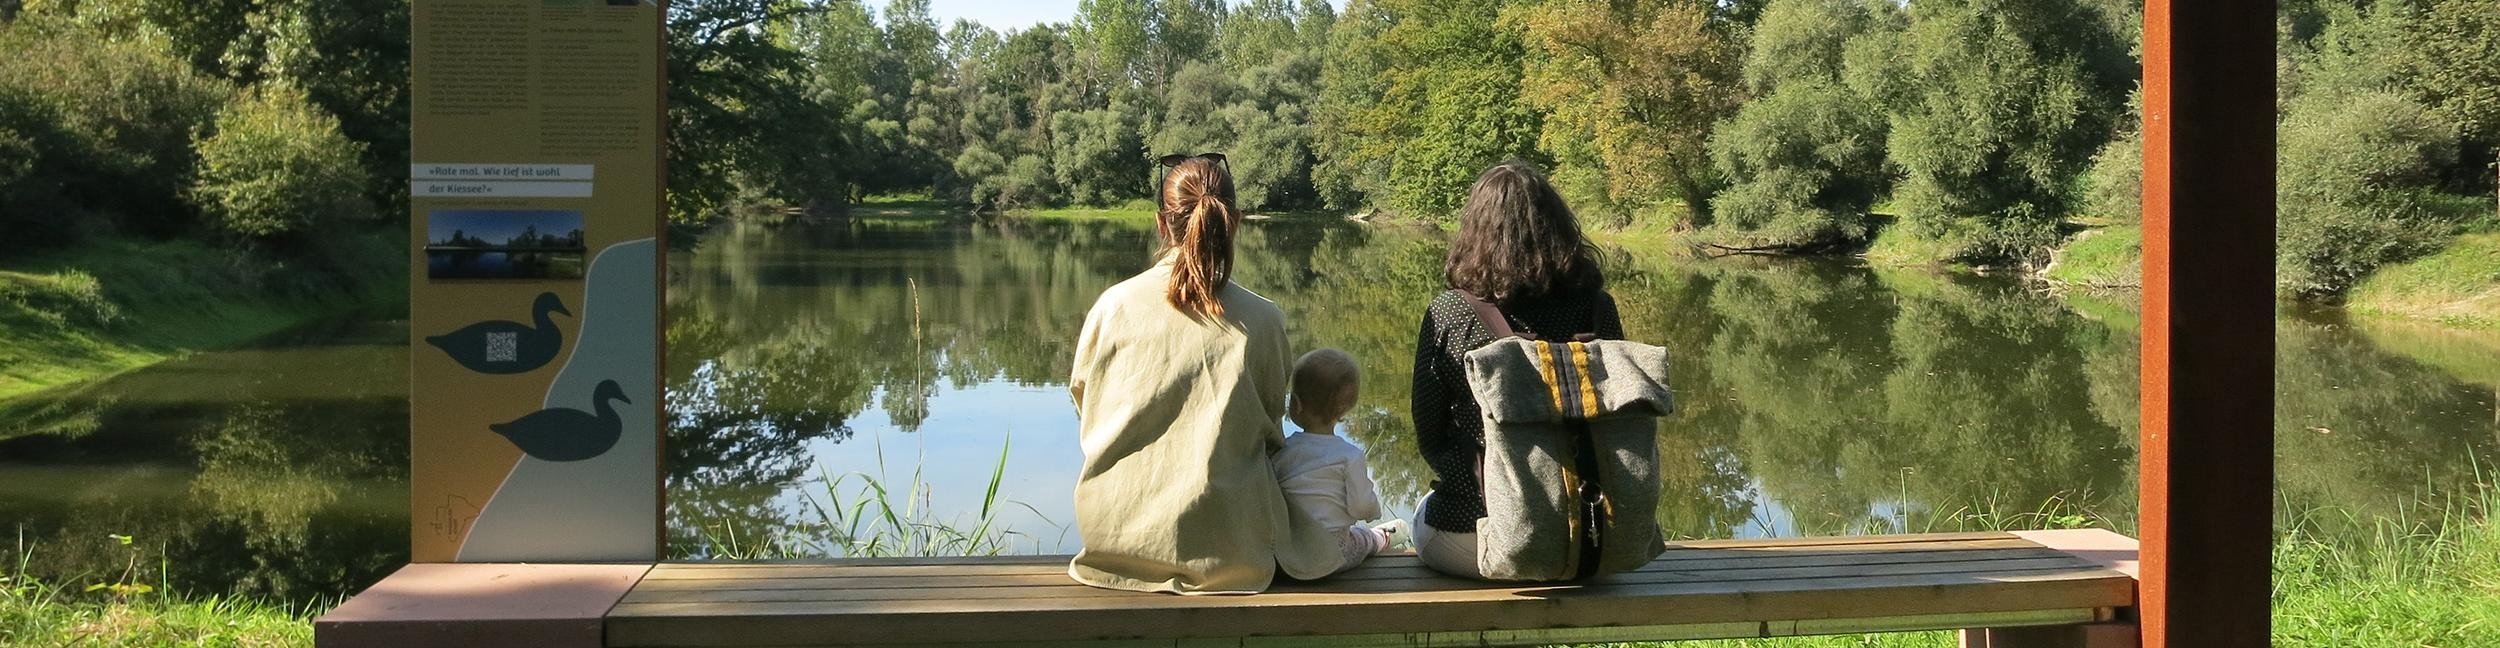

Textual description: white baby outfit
[1271,429,1393,574]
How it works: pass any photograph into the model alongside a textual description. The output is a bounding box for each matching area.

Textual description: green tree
[1855,0,2135,263]
[2396,0,2500,211]
[1311,0,1392,211]
[0,22,231,238]
[953,26,1068,211]
[665,0,841,224]
[188,86,374,242]
[94,0,412,213]
[1051,107,1146,205]
[2277,90,2462,296]
[2273,2,2480,296]
[1510,0,1743,224]
[1344,0,1540,219]
[1704,0,1900,247]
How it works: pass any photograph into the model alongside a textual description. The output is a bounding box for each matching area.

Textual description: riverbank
[2349,232,2500,330]
[0,232,405,402]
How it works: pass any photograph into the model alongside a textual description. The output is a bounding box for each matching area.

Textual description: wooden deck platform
[603,531,2138,647]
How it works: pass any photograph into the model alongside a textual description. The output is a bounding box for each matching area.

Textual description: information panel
[408,0,663,562]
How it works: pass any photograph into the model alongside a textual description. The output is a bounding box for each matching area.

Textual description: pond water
[3,216,2495,605]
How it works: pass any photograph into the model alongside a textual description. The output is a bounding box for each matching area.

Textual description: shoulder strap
[1459,291,1531,340]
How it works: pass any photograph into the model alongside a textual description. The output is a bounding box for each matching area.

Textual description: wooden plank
[632,544,2060,592]
[621,552,2094,605]
[316,563,650,648]
[641,534,2022,574]
[632,608,2108,648]
[2140,1,2276,647]
[607,568,2131,646]
[1665,531,2013,548]
[610,568,2126,620]
[621,548,2082,600]
[636,538,2047,582]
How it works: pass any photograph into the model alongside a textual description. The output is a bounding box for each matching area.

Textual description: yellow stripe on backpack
[1570,342,1599,417]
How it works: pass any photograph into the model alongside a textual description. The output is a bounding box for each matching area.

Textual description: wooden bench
[601,530,2138,647]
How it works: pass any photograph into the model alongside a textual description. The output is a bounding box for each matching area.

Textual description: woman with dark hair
[1066,155,1349,594]
[1409,160,1623,579]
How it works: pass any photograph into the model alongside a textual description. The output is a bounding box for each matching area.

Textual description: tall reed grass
[691,434,1060,560]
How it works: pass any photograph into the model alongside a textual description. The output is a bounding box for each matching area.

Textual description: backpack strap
[1460,292,1533,341]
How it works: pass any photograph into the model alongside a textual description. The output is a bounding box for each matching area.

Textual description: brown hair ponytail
[1158,157,1240,319]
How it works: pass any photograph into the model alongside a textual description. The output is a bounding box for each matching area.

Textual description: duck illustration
[489,379,630,462]
[426,292,570,374]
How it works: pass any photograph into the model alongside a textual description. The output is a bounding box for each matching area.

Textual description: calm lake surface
[4,216,2496,604]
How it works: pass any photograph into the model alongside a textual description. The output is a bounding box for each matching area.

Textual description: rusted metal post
[2138,1,2275,646]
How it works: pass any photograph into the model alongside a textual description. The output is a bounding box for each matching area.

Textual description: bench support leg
[1960,621,2140,648]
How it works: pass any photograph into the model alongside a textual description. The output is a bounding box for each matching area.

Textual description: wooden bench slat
[605,532,2139,648]
[615,562,2120,615]
[736,608,2109,648]
[621,547,2080,602]
[636,537,2049,582]
[607,568,2129,646]
[618,555,2105,607]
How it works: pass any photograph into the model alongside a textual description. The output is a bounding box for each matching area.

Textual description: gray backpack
[1460,294,1674,581]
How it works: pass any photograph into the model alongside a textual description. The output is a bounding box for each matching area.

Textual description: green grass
[1015,200,1161,224]
[2348,232,2500,330]
[847,193,956,222]
[2043,224,2141,288]
[3,533,315,648]
[0,233,402,401]
[2272,479,2500,647]
[1861,226,1972,270]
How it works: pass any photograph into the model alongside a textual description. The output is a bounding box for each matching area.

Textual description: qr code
[485,332,518,363]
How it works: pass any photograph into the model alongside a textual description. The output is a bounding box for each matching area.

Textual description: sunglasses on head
[1156,152,1230,203]
[1157,152,1227,168]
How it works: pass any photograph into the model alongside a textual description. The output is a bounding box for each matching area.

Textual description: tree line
[1,0,2491,298]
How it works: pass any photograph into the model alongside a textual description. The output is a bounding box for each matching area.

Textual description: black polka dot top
[1410,288,1624,534]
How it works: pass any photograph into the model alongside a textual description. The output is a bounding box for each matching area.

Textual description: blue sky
[882,0,1345,32]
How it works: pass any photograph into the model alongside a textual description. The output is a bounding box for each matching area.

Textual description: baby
[1273,349,1410,571]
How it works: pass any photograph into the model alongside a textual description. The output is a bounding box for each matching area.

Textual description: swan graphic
[489,379,630,462]
[426,292,570,374]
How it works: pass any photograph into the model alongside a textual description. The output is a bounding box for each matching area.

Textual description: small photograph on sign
[425,209,588,280]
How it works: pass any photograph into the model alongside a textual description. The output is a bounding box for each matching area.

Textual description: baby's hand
[1370,519,1412,553]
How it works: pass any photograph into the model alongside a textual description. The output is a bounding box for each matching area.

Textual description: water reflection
[1,216,2494,602]
[661,217,2494,553]
[0,317,409,604]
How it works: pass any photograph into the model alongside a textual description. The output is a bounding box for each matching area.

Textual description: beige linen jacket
[1067,259,1340,594]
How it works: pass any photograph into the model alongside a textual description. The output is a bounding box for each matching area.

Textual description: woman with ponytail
[1066,155,1350,594]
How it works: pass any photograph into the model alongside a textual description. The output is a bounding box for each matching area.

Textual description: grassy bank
[0,587,311,647]
[2042,224,2142,288]
[3,535,314,647]
[2348,232,2500,330]
[0,233,403,401]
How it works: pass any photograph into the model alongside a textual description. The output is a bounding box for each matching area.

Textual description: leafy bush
[0,270,122,329]
[2082,129,2142,223]
[1708,79,1891,246]
[187,86,374,241]
[1702,0,1904,248]
[0,25,231,238]
[1852,0,2135,263]
[0,84,83,249]
[1050,108,1147,207]
[2277,90,2466,296]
